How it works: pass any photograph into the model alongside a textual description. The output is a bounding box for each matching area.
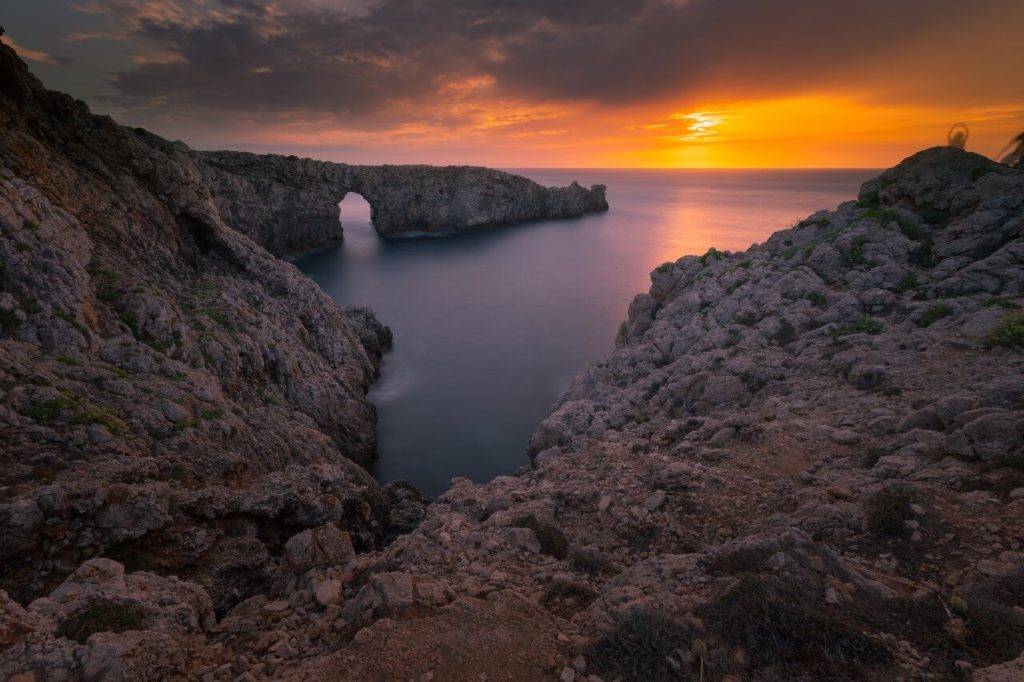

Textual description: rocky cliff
[3,31,1024,682]
[196,150,608,257]
[0,33,406,616]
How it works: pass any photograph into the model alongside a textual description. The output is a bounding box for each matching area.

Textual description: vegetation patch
[863,486,916,537]
[832,316,883,339]
[513,515,568,558]
[893,271,918,295]
[698,574,890,678]
[806,291,827,307]
[982,296,1021,310]
[59,599,147,644]
[569,546,612,575]
[985,312,1024,349]
[699,247,724,266]
[856,190,880,209]
[55,311,88,336]
[843,239,867,267]
[970,162,1003,182]
[957,568,1024,663]
[862,446,887,469]
[916,303,953,328]
[585,609,696,682]
[70,404,127,434]
[19,391,82,424]
[1,308,20,333]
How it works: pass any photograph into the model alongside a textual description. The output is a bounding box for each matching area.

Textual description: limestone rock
[284,525,355,572]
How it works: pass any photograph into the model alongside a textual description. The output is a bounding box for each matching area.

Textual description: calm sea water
[295,169,876,496]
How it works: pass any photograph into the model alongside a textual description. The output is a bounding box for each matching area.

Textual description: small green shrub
[735,311,758,327]
[585,610,695,682]
[856,190,880,209]
[985,313,1024,349]
[970,162,1002,182]
[843,239,867,267]
[917,303,953,327]
[832,316,883,339]
[862,446,886,469]
[59,599,147,643]
[70,405,127,434]
[893,271,918,294]
[20,392,81,424]
[1,308,20,333]
[55,311,88,336]
[699,247,724,266]
[569,547,612,574]
[513,515,568,559]
[959,568,1024,662]
[654,262,675,275]
[983,296,1021,310]
[699,574,890,676]
[806,291,827,307]
[896,217,925,242]
[864,487,915,537]
[202,306,235,331]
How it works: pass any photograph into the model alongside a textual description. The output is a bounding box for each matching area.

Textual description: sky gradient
[4,0,1024,167]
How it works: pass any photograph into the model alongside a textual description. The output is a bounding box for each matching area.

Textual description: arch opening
[338,192,379,255]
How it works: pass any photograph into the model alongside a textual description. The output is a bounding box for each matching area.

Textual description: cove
[295,168,875,496]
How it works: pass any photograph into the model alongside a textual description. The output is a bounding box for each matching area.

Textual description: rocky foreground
[3,34,1024,682]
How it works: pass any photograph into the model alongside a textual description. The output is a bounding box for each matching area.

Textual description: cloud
[0,34,67,65]
[66,0,1024,142]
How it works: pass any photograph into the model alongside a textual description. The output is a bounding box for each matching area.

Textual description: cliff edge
[0,32,401,616]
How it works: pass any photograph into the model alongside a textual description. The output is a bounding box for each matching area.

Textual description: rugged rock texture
[4,31,1024,681]
[0,35,393,613]
[196,151,608,257]
[275,147,1021,680]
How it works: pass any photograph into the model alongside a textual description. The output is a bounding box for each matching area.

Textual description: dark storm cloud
[89,0,1023,126]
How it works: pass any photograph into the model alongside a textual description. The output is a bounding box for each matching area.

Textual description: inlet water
[295,169,875,496]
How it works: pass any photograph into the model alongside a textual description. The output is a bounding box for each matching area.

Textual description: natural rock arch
[194,151,608,257]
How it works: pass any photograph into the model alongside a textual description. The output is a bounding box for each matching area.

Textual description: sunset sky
[5,0,1024,167]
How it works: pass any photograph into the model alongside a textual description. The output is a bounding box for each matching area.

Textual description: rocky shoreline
[3,34,1024,682]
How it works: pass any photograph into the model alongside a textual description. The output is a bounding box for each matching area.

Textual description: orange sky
[5,0,1024,168]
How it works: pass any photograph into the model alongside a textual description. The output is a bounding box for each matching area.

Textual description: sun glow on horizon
[196,93,1024,170]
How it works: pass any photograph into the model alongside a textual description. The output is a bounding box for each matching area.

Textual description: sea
[295,168,877,496]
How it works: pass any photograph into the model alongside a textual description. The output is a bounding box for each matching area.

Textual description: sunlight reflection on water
[297,168,876,495]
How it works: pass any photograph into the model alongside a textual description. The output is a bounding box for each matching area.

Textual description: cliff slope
[0,34,397,614]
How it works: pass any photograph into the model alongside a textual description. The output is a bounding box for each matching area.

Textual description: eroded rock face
[0,39,390,610]
[196,151,608,256]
